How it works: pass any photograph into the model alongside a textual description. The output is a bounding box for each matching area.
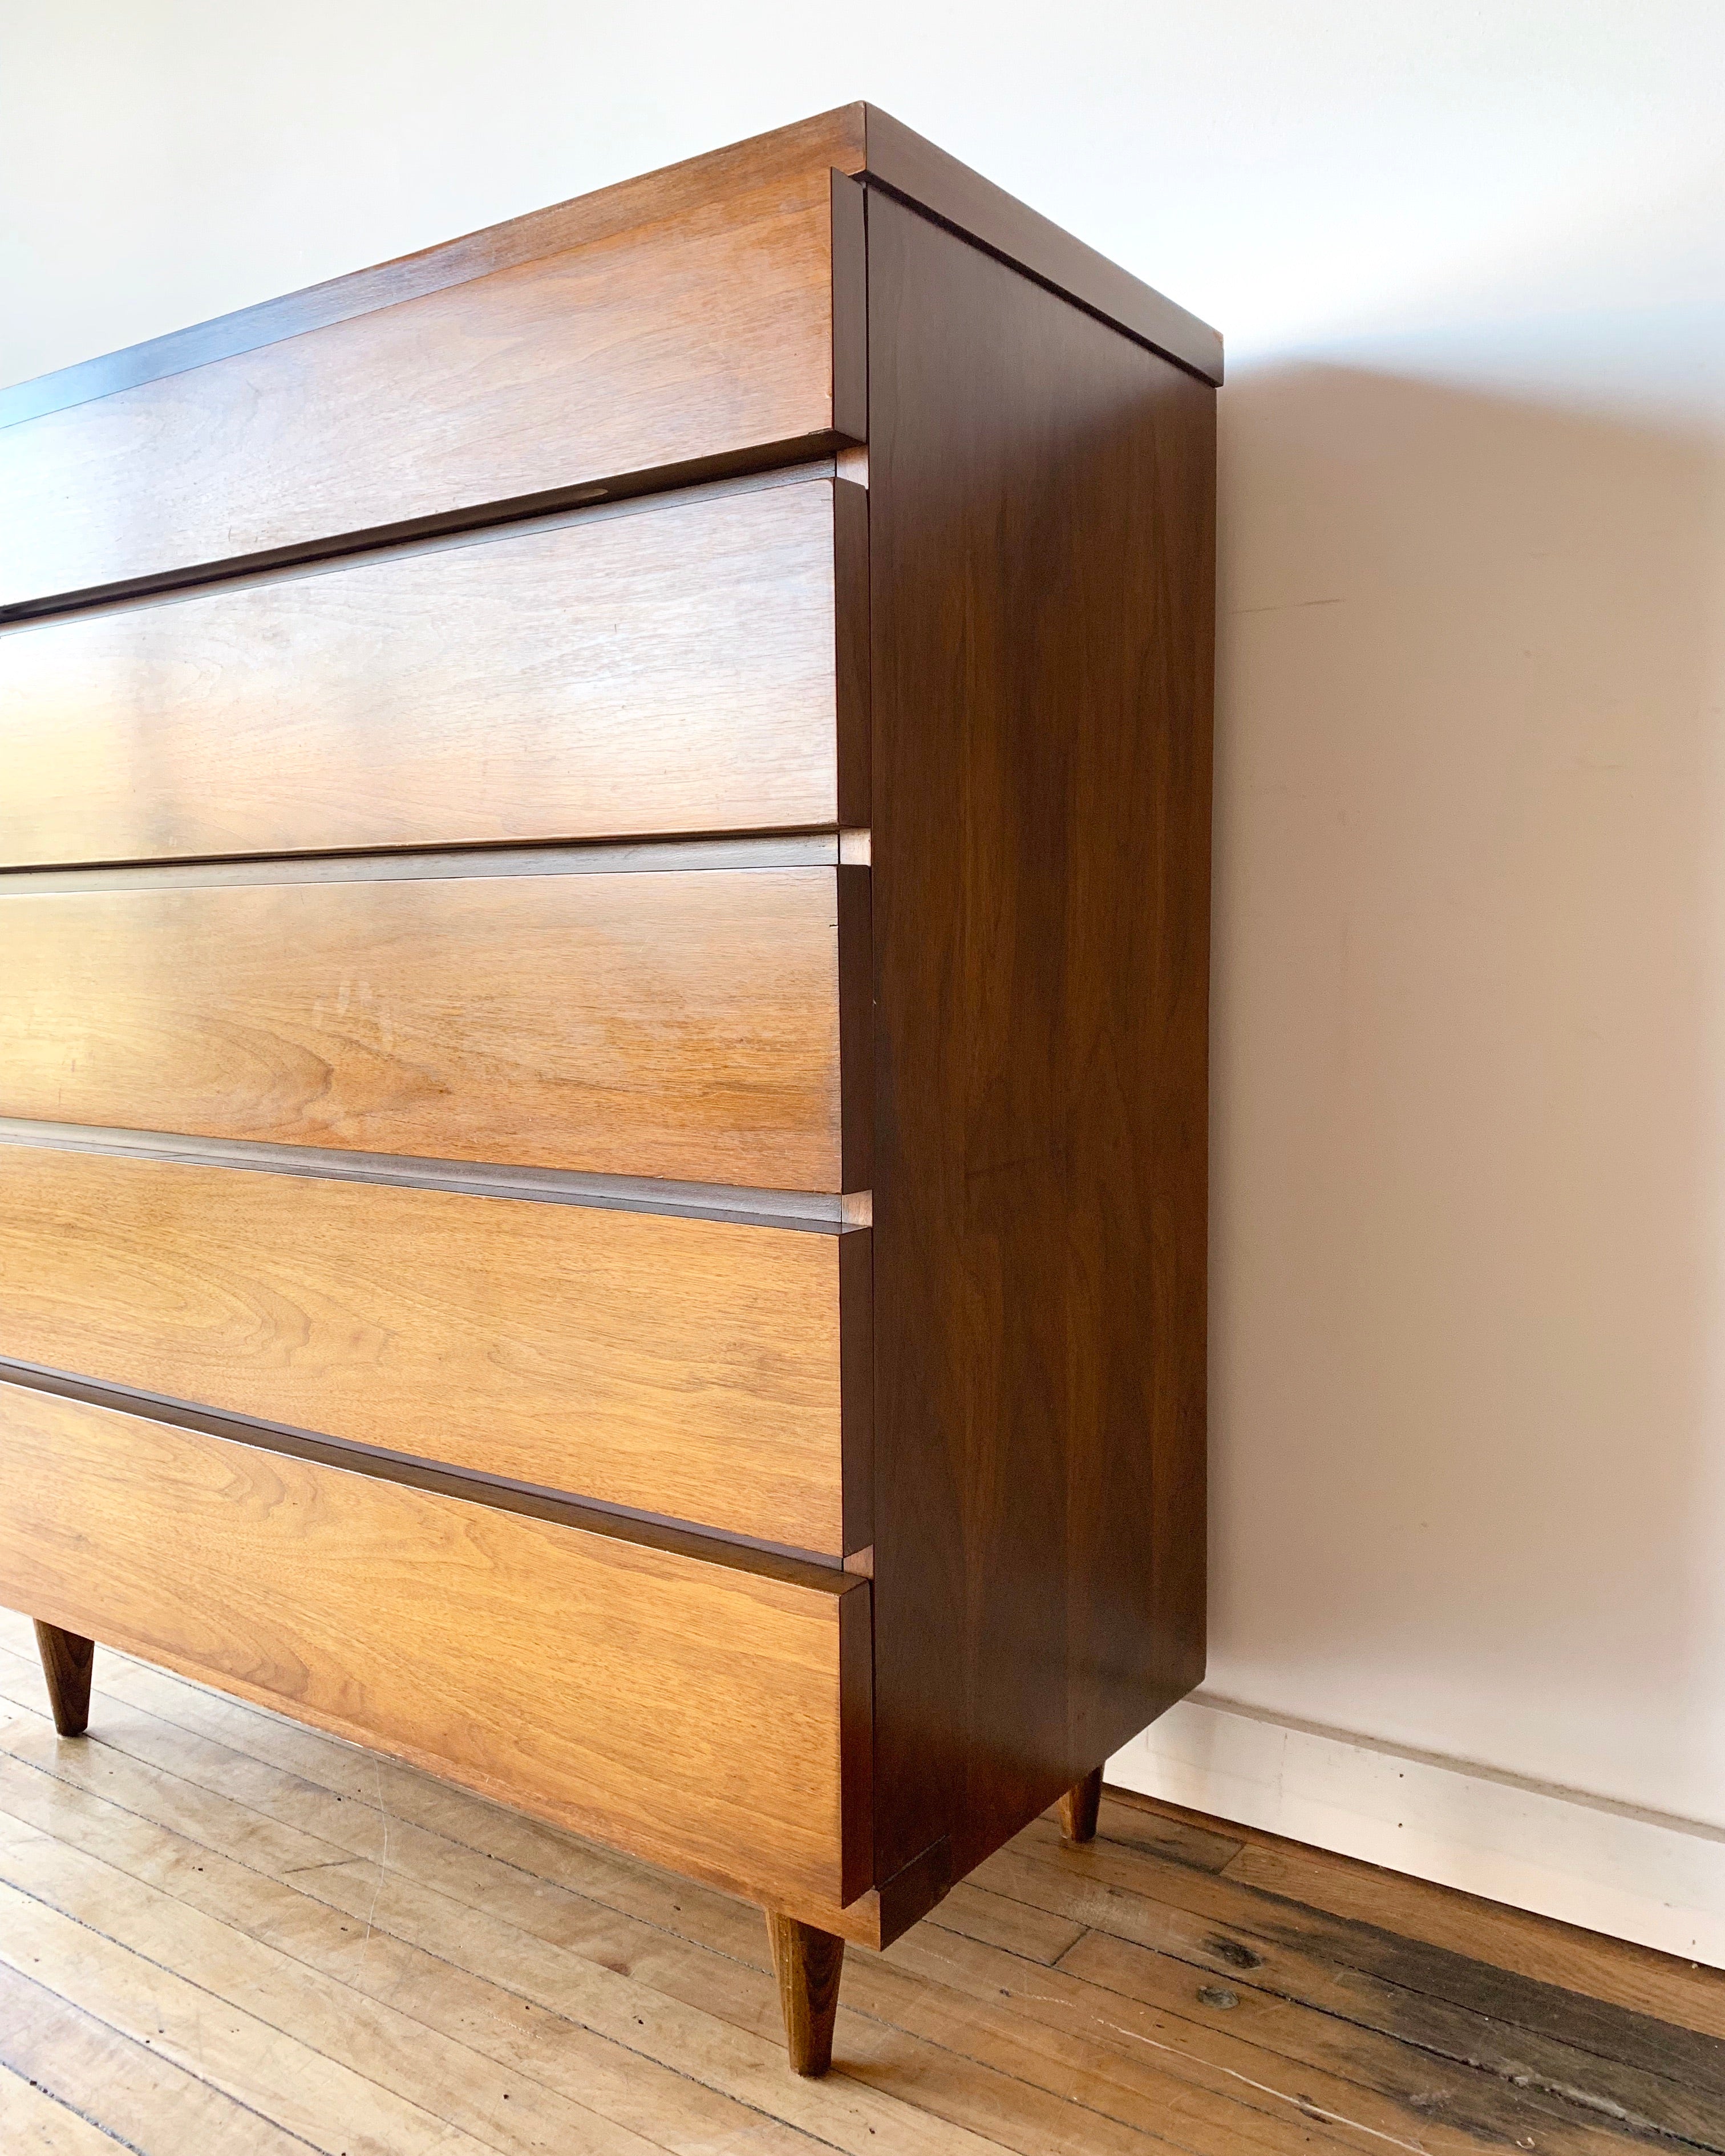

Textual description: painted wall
[7,0,1724,1888]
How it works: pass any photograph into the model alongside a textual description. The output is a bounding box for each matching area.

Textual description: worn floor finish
[0,1607,1719,2154]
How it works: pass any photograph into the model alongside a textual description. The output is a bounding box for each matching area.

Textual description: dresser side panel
[866,193,1214,1880]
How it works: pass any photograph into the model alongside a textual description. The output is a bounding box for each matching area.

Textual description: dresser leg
[1059,1765,1104,1844]
[33,1622,95,1737]
[764,1910,845,2076]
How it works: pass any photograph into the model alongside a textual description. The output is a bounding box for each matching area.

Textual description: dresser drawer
[0,110,865,611]
[0,477,868,868]
[0,1145,868,1554]
[0,1377,872,1909]
[0,860,868,1189]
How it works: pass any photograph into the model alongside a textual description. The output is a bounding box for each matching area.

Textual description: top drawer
[0,112,865,613]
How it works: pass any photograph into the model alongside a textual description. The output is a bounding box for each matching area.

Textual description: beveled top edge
[1,100,1220,429]
[0,104,870,429]
[860,105,1223,385]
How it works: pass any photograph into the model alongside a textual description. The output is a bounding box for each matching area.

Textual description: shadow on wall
[1206,362,1725,1825]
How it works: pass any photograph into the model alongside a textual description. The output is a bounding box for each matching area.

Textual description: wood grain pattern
[0,479,859,866]
[1058,1768,1103,1845]
[989,1798,1725,2153]
[763,1912,845,2076]
[0,1378,872,1911]
[0,865,853,1189]
[30,1623,93,1738]
[3,1660,1707,2156]
[0,113,867,612]
[0,2058,129,2155]
[0,1145,862,1554]
[1202,1810,1725,2042]
[0,102,1224,432]
[865,195,1215,1881]
[859,106,1224,384]
[2,108,869,427]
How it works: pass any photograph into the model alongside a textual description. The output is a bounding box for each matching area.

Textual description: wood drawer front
[0,1146,866,1554]
[0,866,857,1189]
[0,115,863,613]
[0,479,866,868]
[0,1378,872,1908]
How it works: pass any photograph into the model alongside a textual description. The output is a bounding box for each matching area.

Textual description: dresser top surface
[0,103,1221,432]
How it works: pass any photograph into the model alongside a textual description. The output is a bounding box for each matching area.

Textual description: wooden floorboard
[0,2057,134,2154]
[1117,1786,1725,2044]
[0,1610,1720,2153]
[999,1812,1725,2138]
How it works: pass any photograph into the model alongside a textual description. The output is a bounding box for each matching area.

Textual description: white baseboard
[1106,1695,1725,1969]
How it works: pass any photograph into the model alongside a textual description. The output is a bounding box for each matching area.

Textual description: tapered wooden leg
[33,1622,95,1737]
[1059,1765,1103,1844]
[764,1910,845,2076]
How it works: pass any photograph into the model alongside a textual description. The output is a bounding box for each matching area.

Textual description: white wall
[7,1,1725,1939]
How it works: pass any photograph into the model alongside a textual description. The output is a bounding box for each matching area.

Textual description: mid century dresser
[0,106,1218,2074]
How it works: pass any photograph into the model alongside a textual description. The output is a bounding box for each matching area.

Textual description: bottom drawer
[0,1376,872,1912]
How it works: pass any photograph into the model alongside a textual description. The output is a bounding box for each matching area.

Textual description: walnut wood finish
[865,194,1214,1885]
[0,101,1223,439]
[0,111,869,614]
[1059,1767,1104,1844]
[30,1620,94,1737]
[857,106,1222,384]
[0,109,1221,2072]
[0,1376,873,1910]
[763,1912,845,2076]
[0,865,859,1189]
[0,1144,866,1554]
[0,477,866,866]
[1,104,1221,430]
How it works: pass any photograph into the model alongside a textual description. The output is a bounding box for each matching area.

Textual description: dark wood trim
[0,432,846,629]
[859,106,1221,383]
[837,1585,874,1904]
[830,171,868,444]
[0,1120,865,1234]
[837,864,874,1194]
[0,108,870,429]
[872,1835,954,1943]
[763,1912,846,2076]
[31,1620,95,1737]
[741,1827,950,1950]
[832,476,872,828]
[0,1361,868,1592]
[1059,1766,1104,1843]
[839,1230,875,1555]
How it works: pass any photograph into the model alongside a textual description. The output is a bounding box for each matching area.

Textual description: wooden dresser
[0,106,1218,2074]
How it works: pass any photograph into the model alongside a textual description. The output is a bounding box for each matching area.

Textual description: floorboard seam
[1051,1931,1720,2154]
[1040,1835,1725,2140]
[19,1681,1484,2156]
[0,1955,327,2154]
[7,1628,1720,2155]
[0,1736,879,2156]
[1,2058,149,2155]
[0,1862,523,2156]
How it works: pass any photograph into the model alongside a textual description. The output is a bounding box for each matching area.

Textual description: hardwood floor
[0,1604,1718,2155]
